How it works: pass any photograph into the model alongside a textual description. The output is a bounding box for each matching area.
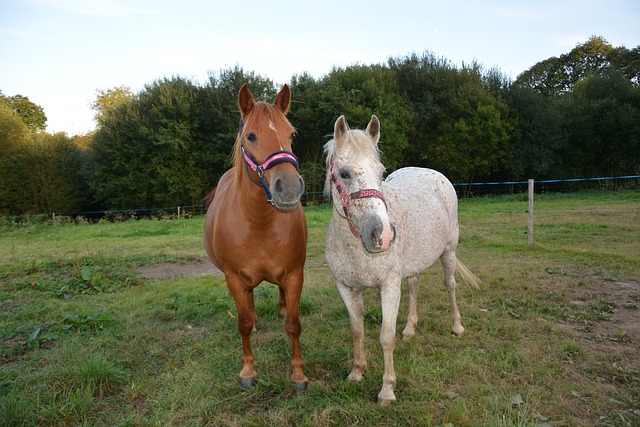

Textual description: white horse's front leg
[378,283,401,406]
[336,282,366,381]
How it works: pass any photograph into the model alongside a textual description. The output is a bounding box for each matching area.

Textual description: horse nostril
[274,178,284,195]
[371,225,382,246]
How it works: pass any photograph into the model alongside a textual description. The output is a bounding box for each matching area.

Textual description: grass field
[1,190,639,426]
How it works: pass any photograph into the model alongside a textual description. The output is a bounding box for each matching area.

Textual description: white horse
[324,115,480,406]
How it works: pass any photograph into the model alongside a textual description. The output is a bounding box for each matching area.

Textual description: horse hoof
[402,331,415,340]
[452,325,465,336]
[294,381,308,391]
[239,377,256,389]
[347,372,364,382]
[377,397,395,407]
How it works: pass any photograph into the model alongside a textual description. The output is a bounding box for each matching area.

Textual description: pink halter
[329,155,387,238]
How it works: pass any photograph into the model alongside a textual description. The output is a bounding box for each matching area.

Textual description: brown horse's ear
[274,84,291,114]
[334,115,349,147]
[238,83,254,116]
[366,115,380,145]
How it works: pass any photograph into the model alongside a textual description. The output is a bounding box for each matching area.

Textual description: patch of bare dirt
[136,260,223,280]
[569,280,640,373]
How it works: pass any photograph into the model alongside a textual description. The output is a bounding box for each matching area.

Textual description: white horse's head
[324,115,396,253]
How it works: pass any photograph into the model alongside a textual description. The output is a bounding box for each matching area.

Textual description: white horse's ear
[334,115,349,146]
[274,84,291,114]
[238,83,254,117]
[366,115,380,145]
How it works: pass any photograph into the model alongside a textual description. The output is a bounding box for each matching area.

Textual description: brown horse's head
[232,83,304,211]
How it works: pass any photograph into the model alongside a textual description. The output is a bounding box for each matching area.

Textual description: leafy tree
[504,85,566,179]
[389,52,462,168]
[91,86,134,127]
[390,53,512,184]
[0,103,32,214]
[86,68,277,210]
[608,45,640,85]
[320,64,413,170]
[87,98,146,209]
[288,65,414,198]
[88,77,204,209]
[516,36,639,96]
[0,132,85,215]
[198,66,276,190]
[289,73,336,197]
[0,102,31,156]
[0,91,47,132]
[431,65,513,185]
[559,70,640,177]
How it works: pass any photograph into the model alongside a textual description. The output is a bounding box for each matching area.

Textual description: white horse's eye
[340,170,351,180]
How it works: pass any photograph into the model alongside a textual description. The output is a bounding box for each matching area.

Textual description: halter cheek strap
[329,155,387,238]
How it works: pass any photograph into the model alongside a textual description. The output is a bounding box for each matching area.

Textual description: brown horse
[203,84,308,390]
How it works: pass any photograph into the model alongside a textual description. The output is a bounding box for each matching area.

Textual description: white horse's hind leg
[378,283,401,406]
[336,282,367,381]
[402,275,419,339]
[440,250,465,335]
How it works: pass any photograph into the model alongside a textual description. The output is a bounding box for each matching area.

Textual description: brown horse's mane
[230,101,296,183]
[203,187,217,210]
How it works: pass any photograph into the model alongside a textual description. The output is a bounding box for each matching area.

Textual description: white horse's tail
[456,258,481,289]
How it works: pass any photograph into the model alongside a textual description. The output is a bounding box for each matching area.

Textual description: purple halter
[329,155,387,238]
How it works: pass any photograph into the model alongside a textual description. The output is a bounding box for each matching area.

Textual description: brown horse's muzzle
[241,145,303,210]
[270,168,305,211]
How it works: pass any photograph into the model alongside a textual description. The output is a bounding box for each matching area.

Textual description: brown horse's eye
[247,133,257,143]
[290,132,295,141]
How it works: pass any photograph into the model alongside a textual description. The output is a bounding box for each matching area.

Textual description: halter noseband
[239,119,300,205]
[329,155,387,238]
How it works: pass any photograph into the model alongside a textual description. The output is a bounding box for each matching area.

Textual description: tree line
[1,36,638,216]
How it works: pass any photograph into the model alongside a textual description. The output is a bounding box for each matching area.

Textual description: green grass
[1,190,639,426]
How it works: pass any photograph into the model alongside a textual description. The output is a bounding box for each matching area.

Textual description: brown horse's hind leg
[440,250,465,335]
[281,273,308,390]
[226,274,258,388]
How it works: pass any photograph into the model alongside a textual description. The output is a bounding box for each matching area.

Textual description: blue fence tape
[2,175,638,220]
[451,175,640,187]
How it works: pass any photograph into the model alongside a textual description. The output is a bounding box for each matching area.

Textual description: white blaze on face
[376,203,394,251]
[362,198,394,252]
[379,220,394,251]
[269,120,284,150]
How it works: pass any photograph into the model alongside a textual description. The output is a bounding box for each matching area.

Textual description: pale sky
[1,0,638,135]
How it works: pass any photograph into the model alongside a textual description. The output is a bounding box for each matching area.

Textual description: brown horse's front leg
[278,287,287,317]
[282,271,308,390]
[226,274,257,388]
[248,289,258,332]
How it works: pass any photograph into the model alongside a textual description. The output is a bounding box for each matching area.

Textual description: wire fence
[451,175,640,196]
[1,175,638,222]
[458,177,639,247]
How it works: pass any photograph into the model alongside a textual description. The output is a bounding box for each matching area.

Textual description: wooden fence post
[528,179,534,245]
